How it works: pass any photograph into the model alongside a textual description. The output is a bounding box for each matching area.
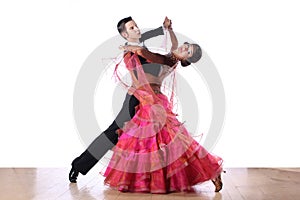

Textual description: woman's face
[174,43,194,60]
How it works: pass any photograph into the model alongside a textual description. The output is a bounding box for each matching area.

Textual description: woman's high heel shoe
[212,174,223,192]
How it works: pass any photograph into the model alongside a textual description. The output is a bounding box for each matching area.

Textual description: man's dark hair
[117,16,133,34]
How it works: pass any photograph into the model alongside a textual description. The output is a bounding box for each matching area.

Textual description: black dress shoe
[69,167,79,183]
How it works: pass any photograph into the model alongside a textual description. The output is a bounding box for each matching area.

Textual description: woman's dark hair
[181,43,202,67]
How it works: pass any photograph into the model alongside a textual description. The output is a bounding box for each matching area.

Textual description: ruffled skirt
[103,93,223,193]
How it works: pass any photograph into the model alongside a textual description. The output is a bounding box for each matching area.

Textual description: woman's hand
[119,45,143,53]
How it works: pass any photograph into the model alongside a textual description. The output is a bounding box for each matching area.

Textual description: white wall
[0,0,299,167]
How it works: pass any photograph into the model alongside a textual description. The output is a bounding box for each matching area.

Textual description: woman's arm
[164,18,178,51]
[169,29,178,51]
[120,45,177,67]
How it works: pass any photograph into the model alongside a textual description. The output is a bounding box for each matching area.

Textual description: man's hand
[119,45,143,53]
[119,45,127,51]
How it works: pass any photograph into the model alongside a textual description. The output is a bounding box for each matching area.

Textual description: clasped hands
[163,16,172,30]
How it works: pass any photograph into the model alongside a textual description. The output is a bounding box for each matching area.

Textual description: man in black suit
[69,16,173,183]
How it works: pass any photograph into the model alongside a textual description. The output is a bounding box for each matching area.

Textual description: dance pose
[69,16,175,183]
[103,40,223,193]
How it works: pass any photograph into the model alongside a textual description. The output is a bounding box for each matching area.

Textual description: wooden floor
[1,168,300,200]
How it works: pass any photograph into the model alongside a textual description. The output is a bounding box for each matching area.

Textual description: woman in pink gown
[103,42,223,193]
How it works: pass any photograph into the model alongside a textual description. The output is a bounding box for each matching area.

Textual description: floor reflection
[1,168,299,199]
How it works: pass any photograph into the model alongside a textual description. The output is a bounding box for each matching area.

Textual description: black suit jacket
[127,26,165,77]
[107,26,165,143]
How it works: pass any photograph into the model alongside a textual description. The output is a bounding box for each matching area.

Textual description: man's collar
[125,41,144,46]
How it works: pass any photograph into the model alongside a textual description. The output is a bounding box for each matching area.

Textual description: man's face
[122,20,141,41]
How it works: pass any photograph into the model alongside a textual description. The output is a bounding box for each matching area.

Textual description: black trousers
[71,93,139,175]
